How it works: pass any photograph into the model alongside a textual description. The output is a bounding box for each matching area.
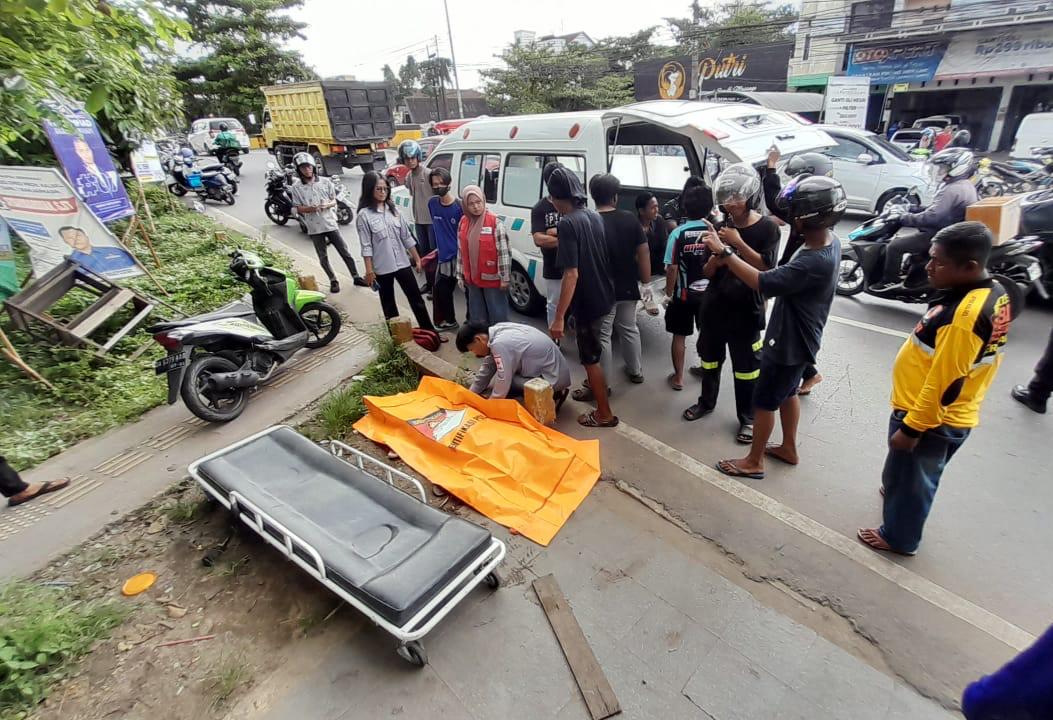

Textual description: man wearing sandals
[2,456,70,507]
[859,222,1011,556]
[703,176,844,480]
[546,167,619,428]
[457,322,571,407]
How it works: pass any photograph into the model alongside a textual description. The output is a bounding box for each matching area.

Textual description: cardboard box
[966,195,1022,246]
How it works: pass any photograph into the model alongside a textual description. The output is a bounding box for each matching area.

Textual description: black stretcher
[188,425,506,666]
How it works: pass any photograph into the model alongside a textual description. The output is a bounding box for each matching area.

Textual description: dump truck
[260,80,396,175]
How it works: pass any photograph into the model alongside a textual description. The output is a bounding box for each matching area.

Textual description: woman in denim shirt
[356,172,435,331]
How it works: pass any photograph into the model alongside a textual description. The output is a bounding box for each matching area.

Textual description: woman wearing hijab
[456,185,511,327]
[356,171,435,331]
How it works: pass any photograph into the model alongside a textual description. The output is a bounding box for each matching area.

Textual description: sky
[287,0,699,90]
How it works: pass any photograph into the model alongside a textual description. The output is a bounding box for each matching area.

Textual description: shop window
[849,0,893,33]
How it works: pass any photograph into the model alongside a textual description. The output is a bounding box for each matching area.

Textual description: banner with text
[635,43,793,100]
[0,166,141,280]
[847,41,946,84]
[824,76,871,129]
[131,140,167,184]
[43,102,134,223]
[937,25,1053,78]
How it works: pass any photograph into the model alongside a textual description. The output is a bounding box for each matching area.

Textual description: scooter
[146,250,341,422]
[837,192,1043,316]
[213,147,242,177]
[1018,188,1053,296]
[973,151,1053,197]
[168,157,236,205]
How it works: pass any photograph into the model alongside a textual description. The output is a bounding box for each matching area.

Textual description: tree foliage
[666,0,799,50]
[168,0,315,127]
[0,0,188,162]
[481,42,634,115]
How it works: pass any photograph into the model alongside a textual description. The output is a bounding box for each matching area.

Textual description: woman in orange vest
[457,185,511,327]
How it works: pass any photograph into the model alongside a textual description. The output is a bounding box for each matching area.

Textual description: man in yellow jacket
[859,222,1012,556]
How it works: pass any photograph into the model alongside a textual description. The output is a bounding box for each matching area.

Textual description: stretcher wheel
[483,571,501,589]
[397,640,428,667]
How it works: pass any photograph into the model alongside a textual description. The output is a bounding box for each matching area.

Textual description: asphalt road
[220,150,1052,642]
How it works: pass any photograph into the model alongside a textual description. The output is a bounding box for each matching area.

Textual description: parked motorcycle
[264,162,352,231]
[147,250,341,422]
[837,192,1042,316]
[973,150,1053,198]
[168,153,236,205]
[213,147,243,177]
[1018,188,1053,296]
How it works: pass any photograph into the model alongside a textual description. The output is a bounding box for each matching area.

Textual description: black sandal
[736,424,754,444]
[682,403,712,422]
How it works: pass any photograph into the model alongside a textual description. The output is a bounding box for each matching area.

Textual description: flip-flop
[7,478,71,507]
[857,528,917,556]
[667,374,683,391]
[764,444,799,465]
[736,425,754,444]
[578,411,619,428]
[715,459,764,480]
[683,404,712,421]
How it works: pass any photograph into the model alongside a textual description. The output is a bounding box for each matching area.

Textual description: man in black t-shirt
[531,162,563,327]
[703,176,845,480]
[591,173,650,385]
[547,166,618,428]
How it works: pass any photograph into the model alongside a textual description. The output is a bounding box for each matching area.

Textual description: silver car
[786,125,934,214]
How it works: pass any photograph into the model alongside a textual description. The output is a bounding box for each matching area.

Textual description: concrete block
[523,377,556,425]
[388,316,413,344]
[400,341,467,385]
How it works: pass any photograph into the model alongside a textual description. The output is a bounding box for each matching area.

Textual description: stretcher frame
[187,425,506,665]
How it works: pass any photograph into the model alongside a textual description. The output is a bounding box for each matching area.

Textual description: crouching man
[457,322,571,408]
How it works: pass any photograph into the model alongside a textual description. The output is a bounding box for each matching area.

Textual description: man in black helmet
[704,176,845,479]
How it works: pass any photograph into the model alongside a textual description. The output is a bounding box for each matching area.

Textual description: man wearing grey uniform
[288,152,365,293]
[457,322,571,406]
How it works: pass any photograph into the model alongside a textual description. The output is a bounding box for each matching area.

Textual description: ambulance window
[502,154,587,209]
[458,153,482,194]
[428,153,452,172]
[481,153,500,203]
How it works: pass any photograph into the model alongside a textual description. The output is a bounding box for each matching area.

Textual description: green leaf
[85,85,108,113]
[47,0,68,12]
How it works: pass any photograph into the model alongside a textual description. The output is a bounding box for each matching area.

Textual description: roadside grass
[206,654,252,709]
[309,327,418,441]
[162,497,203,525]
[0,183,293,471]
[0,583,126,719]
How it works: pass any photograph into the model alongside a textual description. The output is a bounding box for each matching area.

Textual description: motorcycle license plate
[1027,263,1042,281]
[155,352,188,375]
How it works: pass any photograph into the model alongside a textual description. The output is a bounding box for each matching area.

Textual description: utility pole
[435,34,448,120]
[443,0,465,118]
[427,39,441,122]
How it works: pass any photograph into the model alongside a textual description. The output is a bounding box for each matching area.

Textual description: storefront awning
[936,25,1053,79]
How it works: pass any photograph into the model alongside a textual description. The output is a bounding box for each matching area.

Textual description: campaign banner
[0,166,142,280]
[937,25,1053,78]
[824,76,871,129]
[847,41,946,84]
[131,140,166,184]
[43,102,135,223]
[0,218,17,301]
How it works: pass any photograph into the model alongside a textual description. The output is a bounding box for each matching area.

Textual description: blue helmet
[398,139,422,163]
[180,148,195,160]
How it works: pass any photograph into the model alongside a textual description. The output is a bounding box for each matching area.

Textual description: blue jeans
[466,285,509,328]
[880,410,970,553]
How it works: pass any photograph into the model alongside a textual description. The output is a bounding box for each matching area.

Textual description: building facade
[790,0,1053,151]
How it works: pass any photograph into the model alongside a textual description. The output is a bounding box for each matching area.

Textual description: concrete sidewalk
[227,482,957,720]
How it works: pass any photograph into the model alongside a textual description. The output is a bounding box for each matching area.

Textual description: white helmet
[293,152,314,168]
[927,147,975,183]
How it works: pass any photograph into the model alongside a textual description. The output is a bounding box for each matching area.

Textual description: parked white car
[1011,112,1053,160]
[786,125,934,214]
[188,118,251,155]
[889,128,924,152]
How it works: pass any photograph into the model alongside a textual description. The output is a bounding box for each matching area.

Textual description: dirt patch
[27,481,338,720]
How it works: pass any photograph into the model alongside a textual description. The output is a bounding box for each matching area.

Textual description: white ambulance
[392,101,834,314]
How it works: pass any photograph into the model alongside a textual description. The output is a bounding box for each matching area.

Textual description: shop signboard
[635,43,793,100]
[824,76,871,129]
[936,25,1053,78]
[0,219,16,301]
[846,41,946,84]
[0,166,141,280]
[42,101,134,223]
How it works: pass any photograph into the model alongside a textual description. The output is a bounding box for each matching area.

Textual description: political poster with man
[42,102,135,223]
[0,166,141,280]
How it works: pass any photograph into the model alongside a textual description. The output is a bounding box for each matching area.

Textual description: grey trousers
[599,300,643,381]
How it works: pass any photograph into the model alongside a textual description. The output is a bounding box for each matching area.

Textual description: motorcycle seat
[149,302,255,331]
[253,331,309,352]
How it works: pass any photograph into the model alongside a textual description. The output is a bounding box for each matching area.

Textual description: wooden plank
[100,302,154,353]
[532,574,621,720]
[67,288,134,338]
